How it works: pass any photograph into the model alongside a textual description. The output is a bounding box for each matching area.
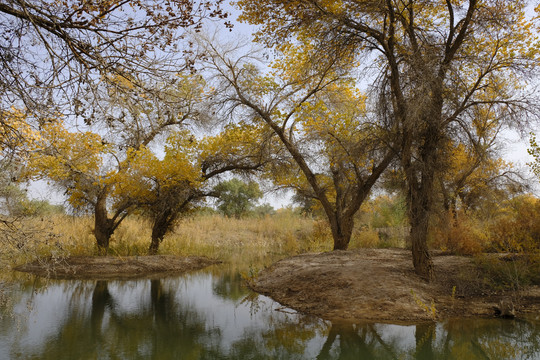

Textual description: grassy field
[1,209,410,272]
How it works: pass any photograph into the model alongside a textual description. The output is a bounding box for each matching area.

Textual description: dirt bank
[15,255,220,280]
[250,248,540,323]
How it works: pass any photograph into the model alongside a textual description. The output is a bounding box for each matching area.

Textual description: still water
[1,265,539,359]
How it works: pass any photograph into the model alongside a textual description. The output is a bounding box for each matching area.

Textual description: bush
[350,227,380,249]
[20,199,65,217]
[252,203,276,217]
[476,254,540,292]
[488,195,540,253]
[369,195,407,228]
[430,211,488,255]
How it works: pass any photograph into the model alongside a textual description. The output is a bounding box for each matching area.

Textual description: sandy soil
[250,248,540,323]
[14,255,220,280]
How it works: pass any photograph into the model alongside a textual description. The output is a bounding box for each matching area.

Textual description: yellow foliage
[0,107,41,154]
[113,132,202,205]
[489,194,540,252]
[430,211,489,255]
[25,119,111,208]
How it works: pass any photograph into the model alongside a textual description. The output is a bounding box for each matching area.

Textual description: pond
[1,264,539,359]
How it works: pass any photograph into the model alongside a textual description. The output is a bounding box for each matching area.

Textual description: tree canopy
[197,33,395,250]
[214,178,263,218]
[0,0,230,114]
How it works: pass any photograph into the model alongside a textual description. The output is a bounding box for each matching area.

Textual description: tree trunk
[329,213,354,251]
[409,201,434,281]
[407,167,436,281]
[404,118,440,281]
[94,194,114,254]
[148,232,164,255]
[408,131,439,280]
[149,209,174,255]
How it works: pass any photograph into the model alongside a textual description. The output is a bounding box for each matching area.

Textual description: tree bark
[148,231,165,255]
[149,225,166,255]
[409,203,434,281]
[329,213,354,250]
[94,193,114,254]
[149,209,174,255]
[408,172,435,280]
[406,119,440,281]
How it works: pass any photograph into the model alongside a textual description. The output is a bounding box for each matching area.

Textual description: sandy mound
[251,249,540,322]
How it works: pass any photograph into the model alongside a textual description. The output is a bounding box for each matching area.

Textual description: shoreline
[14,255,221,280]
[13,249,540,322]
[250,249,540,322]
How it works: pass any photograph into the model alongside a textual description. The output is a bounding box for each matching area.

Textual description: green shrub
[475,253,540,292]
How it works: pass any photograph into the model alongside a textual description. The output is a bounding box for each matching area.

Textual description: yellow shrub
[350,228,380,249]
[489,195,540,253]
[430,211,488,255]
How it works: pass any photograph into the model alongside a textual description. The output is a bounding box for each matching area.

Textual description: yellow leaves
[272,37,355,86]
[318,0,345,13]
[0,107,41,154]
[296,83,369,173]
[172,73,206,101]
[105,73,136,90]
[443,139,513,202]
[200,121,265,159]
[27,119,107,181]
[165,129,199,158]
[113,131,202,205]
[239,0,539,108]
[21,118,116,210]
[237,65,281,103]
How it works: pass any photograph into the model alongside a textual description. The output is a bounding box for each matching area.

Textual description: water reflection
[314,319,540,359]
[212,272,247,302]
[1,269,539,359]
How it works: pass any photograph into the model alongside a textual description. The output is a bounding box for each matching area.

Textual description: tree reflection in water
[311,319,540,359]
[8,279,212,359]
[0,271,539,359]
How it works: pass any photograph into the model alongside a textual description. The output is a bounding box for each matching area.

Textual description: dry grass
[3,210,417,272]
[3,211,327,271]
[1,217,70,270]
[160,212,327,268]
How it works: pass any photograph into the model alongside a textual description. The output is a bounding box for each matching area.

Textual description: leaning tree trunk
[94,194,115,254]
[149,225,167,255]
[149,209,174,255]
[148,231,166,255]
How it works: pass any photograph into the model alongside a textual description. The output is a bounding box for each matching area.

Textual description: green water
[1,265,539,359]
